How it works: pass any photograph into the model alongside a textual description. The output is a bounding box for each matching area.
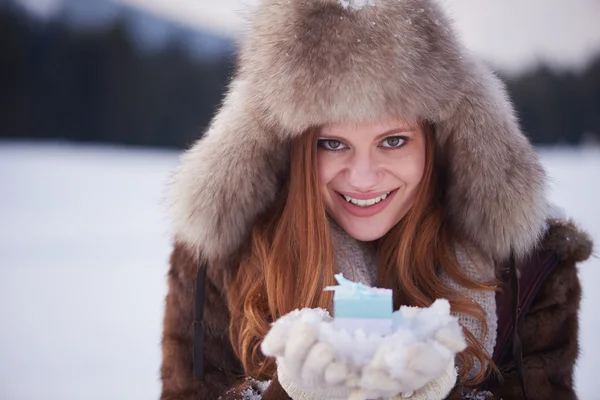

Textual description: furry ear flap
[169,80,288,262]
[435,60,548,261]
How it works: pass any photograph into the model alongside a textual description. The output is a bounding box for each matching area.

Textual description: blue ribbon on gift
[324,273,380,296]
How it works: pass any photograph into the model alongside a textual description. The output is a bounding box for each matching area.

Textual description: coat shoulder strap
[492,249,560,397]
[193,256,208,380]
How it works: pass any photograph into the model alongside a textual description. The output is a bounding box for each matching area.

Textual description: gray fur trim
[170,79,289,261]
[169,0,548,263]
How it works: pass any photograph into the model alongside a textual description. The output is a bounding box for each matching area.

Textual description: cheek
[409,152,427,184]
[389,152,426,185]
[317,154,343,186]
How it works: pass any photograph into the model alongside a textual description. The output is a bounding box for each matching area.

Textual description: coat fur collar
[169,0,548,264]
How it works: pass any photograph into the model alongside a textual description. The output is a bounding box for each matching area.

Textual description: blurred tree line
[0,2,598,148]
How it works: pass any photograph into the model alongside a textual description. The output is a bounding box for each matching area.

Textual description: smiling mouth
[336,190,397,208]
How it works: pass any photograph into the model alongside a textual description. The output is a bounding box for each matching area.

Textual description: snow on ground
[0,142,178,400]
[0,141,598,399]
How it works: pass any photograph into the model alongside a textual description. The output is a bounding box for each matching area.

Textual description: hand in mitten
[261,308,352,399]
[351,299,466,400]
[391,360,457,400]
[261,300,466,400]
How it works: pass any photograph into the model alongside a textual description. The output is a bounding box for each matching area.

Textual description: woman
[161,0,592,399]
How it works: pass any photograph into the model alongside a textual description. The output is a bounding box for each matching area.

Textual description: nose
[346,150,382,191]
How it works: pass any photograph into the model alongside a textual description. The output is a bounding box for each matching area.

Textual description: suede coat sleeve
[160,243,247,400]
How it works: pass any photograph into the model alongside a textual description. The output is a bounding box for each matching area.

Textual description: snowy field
[0,141,598,399]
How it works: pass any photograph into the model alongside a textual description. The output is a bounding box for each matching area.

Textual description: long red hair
[228,124,496,385]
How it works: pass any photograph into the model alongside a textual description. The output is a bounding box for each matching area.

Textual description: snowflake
[463,389,494,400]
[339,0,375,11]
[239,379,272,400]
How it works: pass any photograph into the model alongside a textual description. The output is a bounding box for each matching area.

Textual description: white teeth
[342,191,392,207]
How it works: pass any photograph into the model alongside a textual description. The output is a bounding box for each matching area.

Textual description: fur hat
[169,0,548,263]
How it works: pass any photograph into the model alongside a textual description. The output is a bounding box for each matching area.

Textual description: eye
[317,139,347,151]
[381,136,407,148]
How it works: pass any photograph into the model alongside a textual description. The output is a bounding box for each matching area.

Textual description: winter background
[0,0,599,399]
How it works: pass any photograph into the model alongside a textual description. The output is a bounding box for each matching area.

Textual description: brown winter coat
[160,219,592,400]
[161,0,594,398]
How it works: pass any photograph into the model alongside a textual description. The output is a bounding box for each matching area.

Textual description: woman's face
[317,118,426,241]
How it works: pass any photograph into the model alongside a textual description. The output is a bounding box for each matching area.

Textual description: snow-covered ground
[0,141,598,399]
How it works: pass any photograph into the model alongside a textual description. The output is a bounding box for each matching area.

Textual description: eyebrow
[319,126,416,139]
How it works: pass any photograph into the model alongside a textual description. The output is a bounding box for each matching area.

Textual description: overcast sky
[21,0,600,73]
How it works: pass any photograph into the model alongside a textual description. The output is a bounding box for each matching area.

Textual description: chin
[339,219,393,242]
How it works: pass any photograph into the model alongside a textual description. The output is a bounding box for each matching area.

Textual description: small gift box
[325,273,393,335]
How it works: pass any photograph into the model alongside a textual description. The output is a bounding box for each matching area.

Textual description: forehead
[321,118,416,136]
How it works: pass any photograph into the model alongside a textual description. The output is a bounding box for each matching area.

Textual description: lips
[335,189,397,217]
[341,191,391,207]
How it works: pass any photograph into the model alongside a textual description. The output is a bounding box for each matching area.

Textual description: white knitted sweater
[275,223,497,400]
